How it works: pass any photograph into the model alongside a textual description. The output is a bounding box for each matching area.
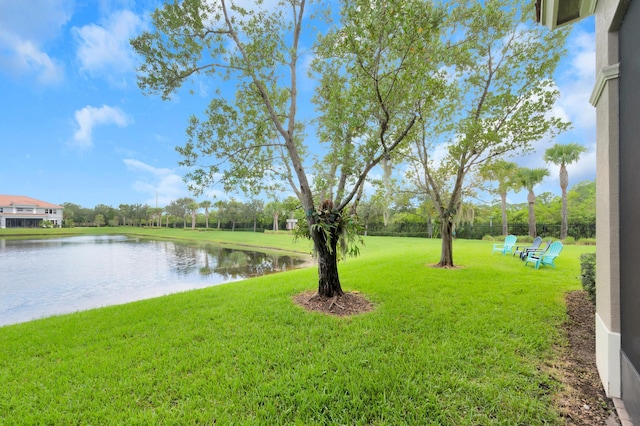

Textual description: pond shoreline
[1,232,311,326]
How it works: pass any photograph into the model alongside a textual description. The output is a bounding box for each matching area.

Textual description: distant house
[0,195,64,228]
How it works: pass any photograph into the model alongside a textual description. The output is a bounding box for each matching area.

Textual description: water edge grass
[0,231,594,424]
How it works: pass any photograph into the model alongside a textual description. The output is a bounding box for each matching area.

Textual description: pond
[0,235,308,327]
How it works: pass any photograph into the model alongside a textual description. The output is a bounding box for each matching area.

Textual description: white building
[0,195,64,228]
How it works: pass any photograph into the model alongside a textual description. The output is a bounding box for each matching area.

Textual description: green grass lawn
[0,229,594,424]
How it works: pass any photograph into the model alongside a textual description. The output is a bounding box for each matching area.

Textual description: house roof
[0,195,63,209]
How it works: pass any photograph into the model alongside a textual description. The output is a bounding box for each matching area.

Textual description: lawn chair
[524,241,564,269]
[519,238,553,260]
[513,236,542,260]
[492,235,517,255]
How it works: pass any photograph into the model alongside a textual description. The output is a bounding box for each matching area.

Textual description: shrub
[577,238,596,246]
[580,252,596,304]
[482,235,494,241]
[563,236,576,245]
[517,235,533,244]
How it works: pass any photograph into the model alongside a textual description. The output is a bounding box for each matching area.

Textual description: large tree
[544,142,587,239]
[264,200,285,231]
[219,199,243,231]
[567,180,595,222]
[165,199,186,228]
[118,204,132,226]
[94,204,116,225]
[245,199,264,232]
[132,0,447,297]
[62,202,82,226]
[515,167,550,237]
[148,207,163,227]
[177,197,195,228]
[406,0,569,267]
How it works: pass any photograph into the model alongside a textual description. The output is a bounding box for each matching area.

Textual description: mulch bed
[292,291,375,317]
[552,290,620,425]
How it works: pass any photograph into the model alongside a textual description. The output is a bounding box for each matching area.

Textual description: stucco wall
[618,0,640,421]
[593,0,624,400]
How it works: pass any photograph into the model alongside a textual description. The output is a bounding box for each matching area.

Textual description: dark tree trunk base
[311,216,344,298]
[293,291,374,317]
[438,220,455,267]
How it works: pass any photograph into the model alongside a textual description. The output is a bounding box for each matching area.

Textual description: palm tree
[200,200,212,229]
[544,143,587,239]
[480,160,520,236]
[187,200,200,229]
[515,167,550,237]
[163,206,171,227]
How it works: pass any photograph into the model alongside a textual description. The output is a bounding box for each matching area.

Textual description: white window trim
[590,63,621,107]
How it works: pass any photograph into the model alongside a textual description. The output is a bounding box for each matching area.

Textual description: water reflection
[0,235,306,326]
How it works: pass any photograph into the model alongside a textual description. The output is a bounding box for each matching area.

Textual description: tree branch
[337,114,417,212]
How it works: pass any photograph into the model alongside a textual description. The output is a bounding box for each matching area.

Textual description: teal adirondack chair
[513,236,543,259]
[492,235,517,255]
[525,241,564,269]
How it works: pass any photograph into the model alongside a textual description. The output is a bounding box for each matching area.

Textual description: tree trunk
[273,212,279,231]
[191,212,196,230]
[561,186,568,240]
[438,219,454,267]
[500,190,508,236]
[527,189,536,237]
[205,209,209,229]
[312,224,343,298]
[560,165,568,240]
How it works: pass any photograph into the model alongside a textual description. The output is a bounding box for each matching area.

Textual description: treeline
[62,180,595,240]
[61,197,301,231]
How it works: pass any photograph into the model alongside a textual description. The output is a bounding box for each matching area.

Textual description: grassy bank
[0,227,313,255]
[0,232,593,424]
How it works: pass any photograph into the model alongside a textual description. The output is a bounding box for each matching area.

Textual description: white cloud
[124,159,189,206]
[0,34,64,84]
[542,147,595,188]
[429,140,452,165]
[124,158,173,177]
[556,28,596,134]
[73,10,144,83]
[506,22,597,204]
[565,145,596,186]
[72,105,132,149]
[0,0,70,83]
[0,0,72,40]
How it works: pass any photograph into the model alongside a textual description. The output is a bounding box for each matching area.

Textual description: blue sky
[0,0,596,209]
